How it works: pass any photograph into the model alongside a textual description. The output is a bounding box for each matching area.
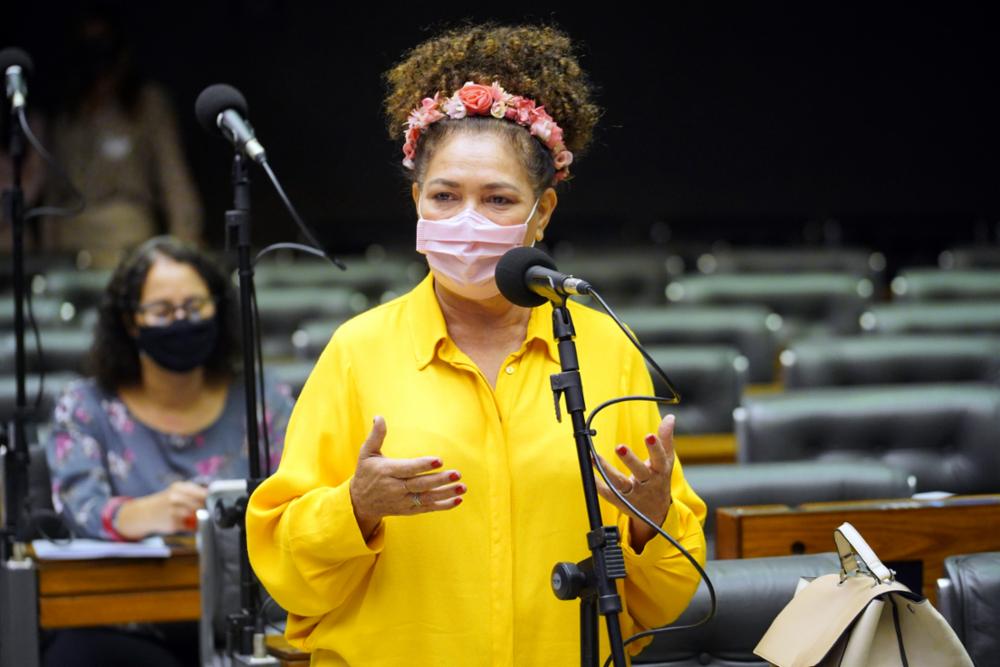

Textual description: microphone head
[495,246,558,307]
[195,83,248,133]
[0,47,34,78]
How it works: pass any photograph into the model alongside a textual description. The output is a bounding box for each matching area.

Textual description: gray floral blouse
[45,376,294,540]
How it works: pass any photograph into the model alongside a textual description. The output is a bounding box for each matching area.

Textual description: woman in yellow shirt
[246,23,707,666]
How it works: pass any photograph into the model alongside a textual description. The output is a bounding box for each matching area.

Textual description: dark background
[6,3,999,267]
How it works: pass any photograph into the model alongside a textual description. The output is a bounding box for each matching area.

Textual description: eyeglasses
[135,296,216,327]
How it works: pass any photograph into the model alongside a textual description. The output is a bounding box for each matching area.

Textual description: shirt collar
[407,274,561,370]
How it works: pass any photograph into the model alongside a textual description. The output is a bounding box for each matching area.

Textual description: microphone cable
[582,288,717,666]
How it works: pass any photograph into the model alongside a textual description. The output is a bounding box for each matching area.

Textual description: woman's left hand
[593,414,676,551]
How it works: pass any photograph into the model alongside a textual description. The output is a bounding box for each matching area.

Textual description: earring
[535,231,544,242]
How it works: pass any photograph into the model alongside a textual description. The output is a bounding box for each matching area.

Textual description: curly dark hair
[88,236,241,393]
[383,22,602,193]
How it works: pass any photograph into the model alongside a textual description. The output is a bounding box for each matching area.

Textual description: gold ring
[410,492,422,507]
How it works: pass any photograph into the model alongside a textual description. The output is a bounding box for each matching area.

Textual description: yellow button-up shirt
[247,274,707,666]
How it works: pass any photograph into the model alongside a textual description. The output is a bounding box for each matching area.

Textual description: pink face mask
[416,197,540,300]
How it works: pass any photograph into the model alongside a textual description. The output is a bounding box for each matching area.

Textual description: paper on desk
[31,536,170,560]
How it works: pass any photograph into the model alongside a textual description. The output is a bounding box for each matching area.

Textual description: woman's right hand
[116,481,208,539]
[349,415,466,540]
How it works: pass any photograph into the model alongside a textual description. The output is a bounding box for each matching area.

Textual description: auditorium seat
[32,269,113,309]
[735,384,1000,494]
[633,553,839,666]
[781,335,1000,388]
[557,248,672,307]
[645,345,746,434]
[265,361,317,398]
[664,273,873,338]
[253,288,361,338]
[936,552,1000,665]
[197,502,286,667]
[698,245,884,283]
[0,330,93,375]
[939,246,1000,270]
[891,268,1000,301]
[291,318,347,361]
[0,296,79,329]
[860,301,1000,335]
[0,252,76,292]
[0,372,79,425]
[254,255,423,300]
[684,461,914,558]
[617,306,781,383]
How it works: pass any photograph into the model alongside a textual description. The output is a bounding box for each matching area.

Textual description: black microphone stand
[220,151,273,663]
[548,300,628,667]
[2,105,29,557]
[1,107,41,667]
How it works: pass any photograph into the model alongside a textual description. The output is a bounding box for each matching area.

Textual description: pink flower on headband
[457,83,494,114]
[401,80,574,183]
[406,93,444,130]
[553,150,573,170]
[530,116,557,145]
[509,97,536,124]
[443,96,467,119]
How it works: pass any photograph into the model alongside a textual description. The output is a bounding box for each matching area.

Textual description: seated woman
[43,235,294,666]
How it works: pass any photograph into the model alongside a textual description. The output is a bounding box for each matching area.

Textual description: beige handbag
[754,522,973,667]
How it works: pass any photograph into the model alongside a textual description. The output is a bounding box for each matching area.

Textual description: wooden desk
[716,494,1000,605]
[673,433,737,464]
[266,635,311,666]
[34,541,201,628]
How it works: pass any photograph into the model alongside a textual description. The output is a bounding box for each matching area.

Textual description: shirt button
[505,365,515,375]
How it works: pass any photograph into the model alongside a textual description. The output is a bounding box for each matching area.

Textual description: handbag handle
[833,522,895,584]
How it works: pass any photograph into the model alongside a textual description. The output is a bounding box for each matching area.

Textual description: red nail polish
[645,434,657,446]
[449,471,460,482]
[453,497,463,506]
[455,485,465,495]
[616,445,628,456]
[431,459,442,469]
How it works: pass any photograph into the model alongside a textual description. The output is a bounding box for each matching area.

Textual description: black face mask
[136,318,219,373]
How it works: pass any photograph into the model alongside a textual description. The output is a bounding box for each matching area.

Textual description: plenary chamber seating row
[9,246,1000,665]
[735,384,1000,495]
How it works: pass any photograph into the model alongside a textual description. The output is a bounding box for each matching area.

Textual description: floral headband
[402,81,574,183]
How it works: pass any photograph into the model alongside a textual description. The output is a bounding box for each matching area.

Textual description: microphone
[0,47,33,112]
[495,246,593,307]
[195,83,266,163]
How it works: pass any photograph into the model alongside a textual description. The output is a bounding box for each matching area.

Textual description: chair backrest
[706,246,881,281]
[265,363,316,399]
[937,552,1000,666]
[0,330,93,375]
[254,288,360,336]
[861,301,1000,336]
[685,461,915,558]
[782,335,1000,388]
[560,250,671,307]
[939,246,1000,270]
[664,272,873,335]
[891,269,1000,301]
[645,345,746,434]
[0,372,80,426]
[292,318,347,361]
[633,553,840,666]
[735,384,1000,494]
[34,269,113,309]
[197,494,286,666]
[618,306,781,383]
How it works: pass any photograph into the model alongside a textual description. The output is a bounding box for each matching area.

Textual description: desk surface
[716,494,1000,605]
[34,538,201,628]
